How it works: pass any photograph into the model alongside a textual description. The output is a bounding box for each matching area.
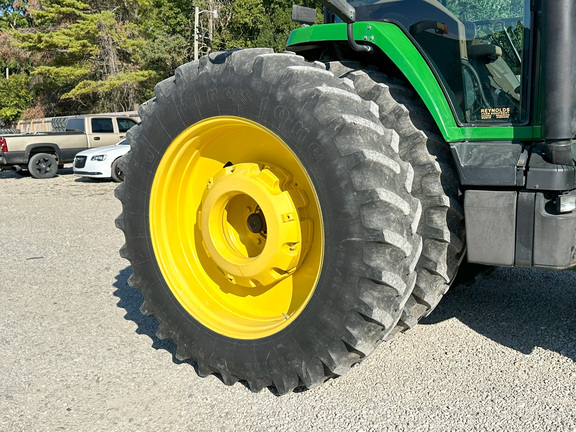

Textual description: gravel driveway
[1,168,575,431]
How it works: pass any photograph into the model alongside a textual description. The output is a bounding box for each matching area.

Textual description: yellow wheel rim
[150,116,324,339]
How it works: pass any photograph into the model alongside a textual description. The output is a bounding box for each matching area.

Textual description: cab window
[349,0,529,124]
[117,118,137,133]
[91,118,114,133]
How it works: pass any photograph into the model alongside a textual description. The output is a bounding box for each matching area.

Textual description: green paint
[287,22,539,143]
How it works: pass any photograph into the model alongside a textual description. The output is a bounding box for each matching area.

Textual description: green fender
[287,22,540,143]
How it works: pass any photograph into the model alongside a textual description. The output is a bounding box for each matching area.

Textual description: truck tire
[28,153,58,179]
[327,62,465,327]
[116,49,422,394]
[110,158,124,182]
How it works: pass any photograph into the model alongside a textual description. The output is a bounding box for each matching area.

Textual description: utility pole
[194,6,200,61]
[208,0,214,56]
[194,4,218,60]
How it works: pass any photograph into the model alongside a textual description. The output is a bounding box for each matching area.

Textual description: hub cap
[199,163,306,288]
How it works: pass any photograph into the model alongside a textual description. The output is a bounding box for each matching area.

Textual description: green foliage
[140,31,190,77]
[441,0,525,73]
[11,0,156,115]
[0,73,34,121]
[139,0,193,38]
[212,0,321,52]
[0,0,34,30]
[0,0,322,122]
[254,1,317,52]
[212,0,266,49]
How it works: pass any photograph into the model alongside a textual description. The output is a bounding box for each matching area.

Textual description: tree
[211,0,321,52]
[14,0,156,114]
[139,31,189,78]
[255,0,321,52]
[0,0,36,30]
[0,72,33,121]
[138,0,194,73]
[0,0,324,123]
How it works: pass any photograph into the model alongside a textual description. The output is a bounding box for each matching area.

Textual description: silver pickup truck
[0,114,137,178]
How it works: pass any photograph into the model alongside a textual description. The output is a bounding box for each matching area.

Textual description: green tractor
[116,0,576,394]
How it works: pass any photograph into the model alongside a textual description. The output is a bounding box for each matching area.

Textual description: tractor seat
[464,21,503,62]
[469,42,503,61]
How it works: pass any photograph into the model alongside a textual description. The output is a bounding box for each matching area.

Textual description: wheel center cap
[199,163,304,288]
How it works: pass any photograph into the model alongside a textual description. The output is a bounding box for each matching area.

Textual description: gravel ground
[1,168,575,431]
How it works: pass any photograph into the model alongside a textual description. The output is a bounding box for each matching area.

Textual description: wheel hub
[149,116,324,339]
[199,163,306,287]
[247,212,266,234]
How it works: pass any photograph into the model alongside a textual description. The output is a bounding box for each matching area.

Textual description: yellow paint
[149,116,324,339]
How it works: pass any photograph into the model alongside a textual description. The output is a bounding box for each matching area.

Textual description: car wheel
[111,158,124,182]
[28,153,58,179]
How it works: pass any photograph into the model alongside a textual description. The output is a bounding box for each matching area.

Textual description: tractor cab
[288,0,576,269]
[327,0,528,125]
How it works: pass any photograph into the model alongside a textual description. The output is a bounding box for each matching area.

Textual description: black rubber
[28,153,58,179]
[110,158,124,182]
[116,49,422,394]
[327,62,465,328]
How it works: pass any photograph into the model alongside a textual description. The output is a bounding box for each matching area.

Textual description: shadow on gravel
[112,266,257,391]
[74,177,114,183]
[1,166,73,179]
[0,170,20,179]
[421,267,576,361]
[113,267,178,355]
[111,265,576,392]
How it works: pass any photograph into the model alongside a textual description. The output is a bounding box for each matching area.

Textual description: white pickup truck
[0,114,137,178]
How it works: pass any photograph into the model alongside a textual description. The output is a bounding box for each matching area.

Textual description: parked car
[0,114,137,178]
[73,139,130,182]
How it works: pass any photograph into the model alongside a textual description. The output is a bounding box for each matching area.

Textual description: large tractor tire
[116,49,422,394]
[327,62,465,328]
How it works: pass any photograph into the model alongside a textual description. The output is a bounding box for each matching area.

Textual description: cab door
[87,117,121,147]
[116,117,138,140]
